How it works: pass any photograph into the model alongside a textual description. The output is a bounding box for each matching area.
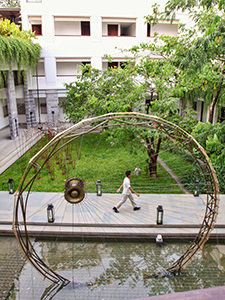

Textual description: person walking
[113,170,140,213]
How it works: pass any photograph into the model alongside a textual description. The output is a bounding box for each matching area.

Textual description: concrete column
[91,56,102,70]
[45,57,57,86]
[24,79,37,128]
[6,71,19,140]
[46,90,59,127]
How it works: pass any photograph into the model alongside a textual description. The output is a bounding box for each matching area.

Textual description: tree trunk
[208,68,225,123]
[146,136,162,178]
[208,78,223,123]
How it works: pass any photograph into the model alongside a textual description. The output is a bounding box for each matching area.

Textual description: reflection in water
[8,240,225,300]
[40,281,68,300]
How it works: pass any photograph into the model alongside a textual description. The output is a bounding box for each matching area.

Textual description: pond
[5,238,225,300]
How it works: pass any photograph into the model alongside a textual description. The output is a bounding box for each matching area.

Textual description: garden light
[47,204,55,223]
[96,180,102,196]
[8,178,14,194]
[157,205,164,225]
[194,180,200,197]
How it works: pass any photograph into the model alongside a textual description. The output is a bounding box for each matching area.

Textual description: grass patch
[159,151,194,178]
[0,133,190,194]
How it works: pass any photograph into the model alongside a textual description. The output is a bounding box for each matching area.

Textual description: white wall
[21,0,184,93]
[19,0,191,123]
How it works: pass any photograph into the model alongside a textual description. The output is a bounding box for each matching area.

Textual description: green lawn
[0,133,193,194]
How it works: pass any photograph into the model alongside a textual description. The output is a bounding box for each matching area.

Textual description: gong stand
[13,112,219,284]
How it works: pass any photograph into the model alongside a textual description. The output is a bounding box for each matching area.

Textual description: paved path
[0,191,223,240]
[0,126,43,174]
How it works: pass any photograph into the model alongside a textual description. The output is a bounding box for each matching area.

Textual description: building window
[147,23,151,37]
[193,101,197,111]
[102,18,136,37]
[108,24,118,36]
[14,71,24,86]
[2,99,8,117]
[102,59,132,70]
[151,20,179,37]
[0,71,7,88]
[17,103,26,115]
[40,102,47,114]
[219,107,225,122]
[108,62,118,68]
[81,21,90,36]
[29,16,42,36]
[56,58,91,76]
[81,62,91,74]
[54,17,91,36]
[32,24,42,35]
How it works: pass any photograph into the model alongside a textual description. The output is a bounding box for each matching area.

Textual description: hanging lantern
[157,205,163,225]
[8,178,14,194]
[96,180,102,196]
[194,180,200,197]
[47,204,55,223]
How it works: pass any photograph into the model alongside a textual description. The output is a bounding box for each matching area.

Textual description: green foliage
[0,0,20,7]
[61,64,145,123]
[192,122,214,148]
[192,121,225,192]
[0,19,41,71]
[141,1,225,123]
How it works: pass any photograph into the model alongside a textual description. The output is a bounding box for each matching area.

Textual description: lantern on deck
[157,205,164,225]
[194,180,200,197]
[96,180,102,196]
[8,178,14,194]
[47,204,55,223]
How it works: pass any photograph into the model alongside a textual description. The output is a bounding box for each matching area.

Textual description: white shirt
[122,177,131,195]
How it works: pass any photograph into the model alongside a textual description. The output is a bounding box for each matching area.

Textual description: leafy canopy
[139,0,225,123]
[192,121,225,192]
[61,64,146,123]
[0,0,20,8]
[0,18,41,70]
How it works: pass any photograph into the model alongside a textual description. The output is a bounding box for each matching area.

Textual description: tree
[143,0,225,123]
[62,60,197,178]
[62,64,165,177]
[0,0,20,7]
[62,64,145,123]
[192,121,225,192]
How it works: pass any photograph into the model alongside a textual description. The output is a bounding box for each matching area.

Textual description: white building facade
[3,0,218,138]
[19,0,184,128]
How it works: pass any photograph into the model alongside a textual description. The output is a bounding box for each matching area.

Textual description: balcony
[28,16,42,36]
[147,20,179,37]
[102,17,136,37]
[54,17,90,36]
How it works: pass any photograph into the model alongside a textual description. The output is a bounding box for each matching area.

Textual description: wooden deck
[1,192,224,240]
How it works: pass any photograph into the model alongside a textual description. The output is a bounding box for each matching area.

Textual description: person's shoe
[113,207,119,213]
[133,207,141,211]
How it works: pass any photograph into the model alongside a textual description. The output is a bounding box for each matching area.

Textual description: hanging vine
[0,18,41,86]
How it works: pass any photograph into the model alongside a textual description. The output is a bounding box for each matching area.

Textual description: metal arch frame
[12,112,220,284]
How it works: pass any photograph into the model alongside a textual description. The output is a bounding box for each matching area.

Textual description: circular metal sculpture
[13,112,220,285]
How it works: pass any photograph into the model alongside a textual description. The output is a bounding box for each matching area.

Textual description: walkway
[0,126,43,174]
[0,191,223,240]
